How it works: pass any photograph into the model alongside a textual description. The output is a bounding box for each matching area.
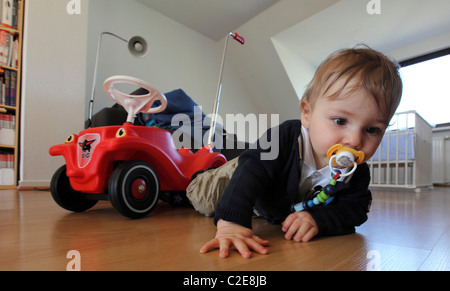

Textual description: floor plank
[419,225,450,271]
[1,187,449,271]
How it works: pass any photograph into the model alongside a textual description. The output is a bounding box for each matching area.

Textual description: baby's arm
[200,219,270,258]
[282,211,318,242]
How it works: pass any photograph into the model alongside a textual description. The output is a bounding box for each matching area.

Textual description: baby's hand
[282,212,318,242]
[200,219,270,259]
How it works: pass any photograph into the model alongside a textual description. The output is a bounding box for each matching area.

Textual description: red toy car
[49,76,227,219]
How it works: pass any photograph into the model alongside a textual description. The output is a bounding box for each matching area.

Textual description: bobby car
[49,76,227,219]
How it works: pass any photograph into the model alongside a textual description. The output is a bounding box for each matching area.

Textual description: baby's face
[301,83,388,169]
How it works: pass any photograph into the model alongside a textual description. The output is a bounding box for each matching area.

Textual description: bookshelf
[0,0,23,189]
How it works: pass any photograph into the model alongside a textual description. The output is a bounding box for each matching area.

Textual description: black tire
[108,161,160,219]
[50,165,98,212]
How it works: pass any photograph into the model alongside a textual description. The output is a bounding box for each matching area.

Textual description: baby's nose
[343,130,362,150]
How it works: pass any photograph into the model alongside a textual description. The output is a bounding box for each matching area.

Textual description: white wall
[271,38,316,101]
[20,0,89,188]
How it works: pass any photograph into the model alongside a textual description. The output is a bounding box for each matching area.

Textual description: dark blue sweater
[214,120,372,237]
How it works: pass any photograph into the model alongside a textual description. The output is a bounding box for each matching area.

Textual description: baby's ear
[300,100,311,128]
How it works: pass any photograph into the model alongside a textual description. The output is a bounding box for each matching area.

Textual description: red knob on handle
[232,32,245,45]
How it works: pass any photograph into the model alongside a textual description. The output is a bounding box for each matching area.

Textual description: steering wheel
[104,75,167,123]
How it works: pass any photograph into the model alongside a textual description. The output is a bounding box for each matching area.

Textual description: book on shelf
[0,112,14,128]
[0,0,21,30]
[0,168,13,185]
[0,68,16,106]
[0,29,18,68]
[0,126,14,145]
[0,151,13,168]
[0,150,14,185]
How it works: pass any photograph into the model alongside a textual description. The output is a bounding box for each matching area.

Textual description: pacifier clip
[291,144,364,212]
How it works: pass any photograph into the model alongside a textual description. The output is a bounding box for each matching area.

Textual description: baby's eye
[333,118,347,126]
[366,127,381,135]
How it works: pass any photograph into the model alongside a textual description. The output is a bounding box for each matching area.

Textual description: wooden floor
[1,187,450,271]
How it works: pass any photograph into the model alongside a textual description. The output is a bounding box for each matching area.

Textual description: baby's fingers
[200,235,269,259]
[299,227,318,243]
[252,235,270,247]
[200,239,220,254]
[247,236,269,255]
[281,214,296,232]
[231,238,253,259]
[200,238,234,258]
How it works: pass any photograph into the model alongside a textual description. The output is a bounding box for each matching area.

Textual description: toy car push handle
[230,32,245,45]
[207,32,246,148]
[104,75,167,123]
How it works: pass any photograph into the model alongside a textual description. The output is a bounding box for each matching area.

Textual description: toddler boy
[195,47,403,258]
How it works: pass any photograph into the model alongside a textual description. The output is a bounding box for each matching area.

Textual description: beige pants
[186,157,239,217]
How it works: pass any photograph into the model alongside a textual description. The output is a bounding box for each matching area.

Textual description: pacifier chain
[291,145,364,212]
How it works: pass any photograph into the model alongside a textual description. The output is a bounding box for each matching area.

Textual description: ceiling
[273,0,450,67]
[136,0,280,40]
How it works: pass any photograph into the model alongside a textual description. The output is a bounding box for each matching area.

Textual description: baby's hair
[302,45,403,123]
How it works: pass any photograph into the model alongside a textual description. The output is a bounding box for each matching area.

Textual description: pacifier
[291,144,365,213]
[327,144,365,177]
